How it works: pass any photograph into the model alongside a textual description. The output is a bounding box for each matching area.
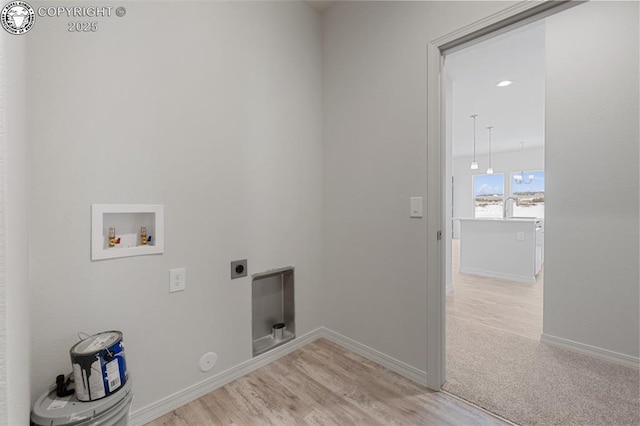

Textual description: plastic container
[31,377,133,426]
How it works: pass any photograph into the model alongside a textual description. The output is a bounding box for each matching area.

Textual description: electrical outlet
[169,268,186,293]
[231,259,247,279]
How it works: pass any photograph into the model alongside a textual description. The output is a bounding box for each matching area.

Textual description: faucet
[503,197,519,218]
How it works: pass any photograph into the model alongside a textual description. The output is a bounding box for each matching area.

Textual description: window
[510,170,545,218]
[473,174,504,218]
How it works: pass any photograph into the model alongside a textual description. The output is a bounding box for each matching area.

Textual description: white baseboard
[446,279,453,294]
[130,327,428,425]
[541,333,640,369]
[129,328,325,426]
[321,328,428,387]
[459,266,536,284]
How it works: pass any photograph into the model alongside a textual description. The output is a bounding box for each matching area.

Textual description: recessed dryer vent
[252,266,295,356]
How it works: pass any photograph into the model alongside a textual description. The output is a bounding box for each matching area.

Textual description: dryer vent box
[252,266,295,356]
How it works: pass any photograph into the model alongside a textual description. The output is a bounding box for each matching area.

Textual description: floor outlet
[170,268,186,293]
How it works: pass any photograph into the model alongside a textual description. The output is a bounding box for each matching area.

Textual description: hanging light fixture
[470,114,478,170]
[486,126,494,174]
[514,141,534,184]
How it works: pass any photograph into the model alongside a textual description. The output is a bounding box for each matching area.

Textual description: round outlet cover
[199,352,218,372]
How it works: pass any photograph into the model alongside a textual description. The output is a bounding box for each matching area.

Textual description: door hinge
[437,231,442,240]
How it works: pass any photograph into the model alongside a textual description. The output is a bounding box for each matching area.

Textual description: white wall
[452,146,544,237]
[27,1,323,410]
[21,0,639,418]
[2,34,31,425]
[544,1,639,359]
[322,1,519,374]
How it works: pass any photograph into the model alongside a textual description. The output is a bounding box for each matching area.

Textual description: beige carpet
[443,316,640,425]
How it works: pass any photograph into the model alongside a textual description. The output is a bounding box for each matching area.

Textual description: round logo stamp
[1,1,35,34]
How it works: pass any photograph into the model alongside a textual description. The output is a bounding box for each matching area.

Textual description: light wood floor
[149,338,507,425]
[149,240,541,425]
[447,238,543,341]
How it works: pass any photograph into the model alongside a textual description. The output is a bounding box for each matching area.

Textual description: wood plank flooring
[149,238,541,425]
[148,338,507,426]
[447,238,543,341]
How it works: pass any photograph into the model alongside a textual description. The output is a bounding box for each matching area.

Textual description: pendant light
[486,126,494,174]
[514,141,534,184]
[470,114,478,170]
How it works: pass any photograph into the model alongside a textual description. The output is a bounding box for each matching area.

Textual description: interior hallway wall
[27,1,324,410]
[544,1,639,360]
[322,0,519,374]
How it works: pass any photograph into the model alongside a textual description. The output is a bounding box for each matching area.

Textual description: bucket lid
[31,378,132,426]
[70,331,122,355]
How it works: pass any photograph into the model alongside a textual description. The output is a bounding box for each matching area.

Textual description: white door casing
[425,0,582,391]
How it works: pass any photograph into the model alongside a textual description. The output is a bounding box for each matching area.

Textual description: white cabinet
[458,218,542,284]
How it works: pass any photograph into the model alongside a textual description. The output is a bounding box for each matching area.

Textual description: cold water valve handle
[56,374,74,397]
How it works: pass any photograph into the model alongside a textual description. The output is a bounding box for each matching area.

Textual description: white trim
[426,41,445,391]
[433,1,539,50]
[541,333,640,370]
[445,280,454,295]
[322,328,428,387]
[434,1,580,53]
[426,0,582,393]
[129,328,325,426]
[459,267,536,284]
[129,328,429,425]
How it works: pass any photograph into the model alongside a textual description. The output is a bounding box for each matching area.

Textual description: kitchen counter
[457,217,544,283]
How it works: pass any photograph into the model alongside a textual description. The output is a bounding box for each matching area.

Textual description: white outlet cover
[169,268,186,293]
[199,352,218,372]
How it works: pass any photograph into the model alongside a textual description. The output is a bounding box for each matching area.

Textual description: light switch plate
[410,197,423,218]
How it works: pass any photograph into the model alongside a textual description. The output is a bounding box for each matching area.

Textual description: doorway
[444,20,545,338]
[425,1,574,392]
[441,18,547,420]
[427,2,640,424]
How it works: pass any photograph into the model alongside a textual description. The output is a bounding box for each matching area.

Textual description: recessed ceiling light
[497,80,514,87]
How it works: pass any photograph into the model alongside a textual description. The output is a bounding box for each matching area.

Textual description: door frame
[425,0,583,391]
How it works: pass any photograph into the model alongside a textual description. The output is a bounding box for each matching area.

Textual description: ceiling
[446,22,546,158]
